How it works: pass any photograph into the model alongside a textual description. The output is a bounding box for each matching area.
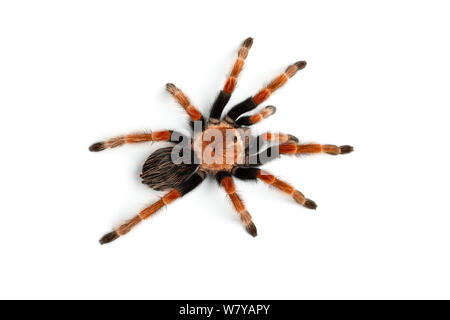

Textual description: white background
[1,0,449,299]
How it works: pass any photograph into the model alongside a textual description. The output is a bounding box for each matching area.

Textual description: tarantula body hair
[140,147,198,191]
[90,37,353,244]
[192,121,245,172]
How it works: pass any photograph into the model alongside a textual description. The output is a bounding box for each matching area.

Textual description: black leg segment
[225,97,257,124]
[209,91,231,123]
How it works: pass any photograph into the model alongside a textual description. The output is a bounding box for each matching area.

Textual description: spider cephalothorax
[90,37,353,244]
[192,122,245,171]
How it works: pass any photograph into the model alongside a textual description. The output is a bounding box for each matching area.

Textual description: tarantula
[90,37,353,244]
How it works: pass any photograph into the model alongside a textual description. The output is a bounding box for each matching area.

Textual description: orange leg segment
[259,132,299,144]
[235,105,277,126]
[219,175,257,237]
[99,190,181,244]
[89,130,177,152]
[252,61,307,105]
[99,170,206,244]
[256,170,317,209]
[166,83,203,121]
[223,37,253,94]
[278,144,354,156]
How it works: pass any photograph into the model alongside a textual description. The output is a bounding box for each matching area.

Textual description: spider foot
[99,231,119,245]
[89,142,105,152]
[339,145,354,154]
[287,134,299,143]
[322,144,354,155]
[245,221,258,237]
[293,190,317,209]
[303,199,317,210]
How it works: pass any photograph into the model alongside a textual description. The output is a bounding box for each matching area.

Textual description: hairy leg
[257,132,299,144]
[89,130,187,152]
[99,170,206,244]
[252,61,307,105]
[250,143,353,165]
[235,105,276,127]
[209,37,253,123]
[232,167,316,209]
[166,83,204,123]
[278,143,354,156]
[225,61,306,124]
[215,172,257,236]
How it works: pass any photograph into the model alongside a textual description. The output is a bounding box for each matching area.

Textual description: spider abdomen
[140,147,198,191]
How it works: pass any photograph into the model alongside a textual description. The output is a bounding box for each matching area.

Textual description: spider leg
[257,132,299,145]
[281,143,354,156]
[232,167,317,209]
[89,130,187,152]
[224,61,306,124]
[166,83,204,124]
[247,132,298,157]
[216,172,257,237]
[235,105,276,127]
[250,143,354,165]
[209,37,253,124]
[252,61,307,106]
[99,170,206,244]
